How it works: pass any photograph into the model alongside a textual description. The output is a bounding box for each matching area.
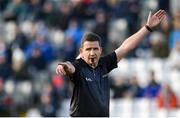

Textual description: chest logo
[85,77,93,82]
[102,74,108,78]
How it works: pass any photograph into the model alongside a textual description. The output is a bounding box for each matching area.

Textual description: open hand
[146,10,166,28]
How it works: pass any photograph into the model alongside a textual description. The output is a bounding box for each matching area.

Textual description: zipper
[93,69,95,78]
[93,69,104,98]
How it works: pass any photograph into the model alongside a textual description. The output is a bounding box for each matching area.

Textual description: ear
[79,48,82,53]
[79,48,83,57]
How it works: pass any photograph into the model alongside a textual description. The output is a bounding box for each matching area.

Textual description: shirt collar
[79,58,103,69]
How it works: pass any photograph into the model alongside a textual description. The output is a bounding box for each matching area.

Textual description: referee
[56,10,166,117]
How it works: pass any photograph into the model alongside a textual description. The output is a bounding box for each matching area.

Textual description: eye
[93,48,98,50]
[85,48,91,51]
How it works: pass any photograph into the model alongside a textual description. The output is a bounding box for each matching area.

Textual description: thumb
[147,11,152,25]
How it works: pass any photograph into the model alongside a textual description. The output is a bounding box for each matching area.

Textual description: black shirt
[69,52,117,117]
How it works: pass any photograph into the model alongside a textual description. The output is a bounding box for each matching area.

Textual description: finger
[58,62,68,67]
[59,62,70,70]
[56,68,60,75]
[56,65,65,75]
[60,70,65,76]
[158,11,166,20]
[59,66,66,75]
[56,67,62,75]
[147,11,152,24]
[161,14,167,22]
[157,11,165,18]
[58,68,66,75]
[56,68,62,75]
[155,10,165,18]
[154,9,163,17]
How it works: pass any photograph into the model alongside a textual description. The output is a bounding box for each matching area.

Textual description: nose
[90,49,95,55]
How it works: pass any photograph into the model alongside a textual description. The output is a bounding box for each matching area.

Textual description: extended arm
[115,10,166,62]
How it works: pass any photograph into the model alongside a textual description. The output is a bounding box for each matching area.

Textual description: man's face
[80,41,102,68]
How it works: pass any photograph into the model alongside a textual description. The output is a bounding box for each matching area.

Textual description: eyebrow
[85,47,99,50]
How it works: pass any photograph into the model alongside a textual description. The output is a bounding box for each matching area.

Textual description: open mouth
[91,58,95,63]
[89,57,96,67]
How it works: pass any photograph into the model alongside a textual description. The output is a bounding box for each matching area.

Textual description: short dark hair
[81,32,102,47]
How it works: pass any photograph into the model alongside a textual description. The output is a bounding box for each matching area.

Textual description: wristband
[145,25,153,32]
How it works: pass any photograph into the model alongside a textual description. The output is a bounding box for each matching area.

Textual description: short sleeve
[101,52,118,73]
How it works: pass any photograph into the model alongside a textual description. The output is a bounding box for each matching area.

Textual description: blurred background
[0,0,180,117]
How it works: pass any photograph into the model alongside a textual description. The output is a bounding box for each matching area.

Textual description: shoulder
[100,51,117,62]
[99,52,118,72]
[72,58,85,70]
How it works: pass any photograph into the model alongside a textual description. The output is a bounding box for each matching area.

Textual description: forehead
[82,41,100,48]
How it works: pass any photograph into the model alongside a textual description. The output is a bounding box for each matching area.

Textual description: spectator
[70,0,88,20]
[110,76,130,99]
[0,40,11,81]
[38,1,58,28]
[63,19,84,61]
[55,2,71,30]
[3,0,27,22]
[92,9,109,54]
[169,11,180,49]
[10,25,29,51]
[149,31,169,58]
[0,79,13,116]
[128,75,144,98]
[106,0,128,19]
[144,70,161,98]
[12,48,30,81]
[156,82,178,110]
[39,83,59,117]
[27,47,47,71]
[25,23,54,65]
[24,0,42,21]
[39,92,56,117]
[0,0,8,13]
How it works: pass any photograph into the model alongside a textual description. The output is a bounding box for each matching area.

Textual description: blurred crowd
[0,0,180,117]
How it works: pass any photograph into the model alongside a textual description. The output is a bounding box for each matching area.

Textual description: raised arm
[56,61,75,76]
[115,10,166,62]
